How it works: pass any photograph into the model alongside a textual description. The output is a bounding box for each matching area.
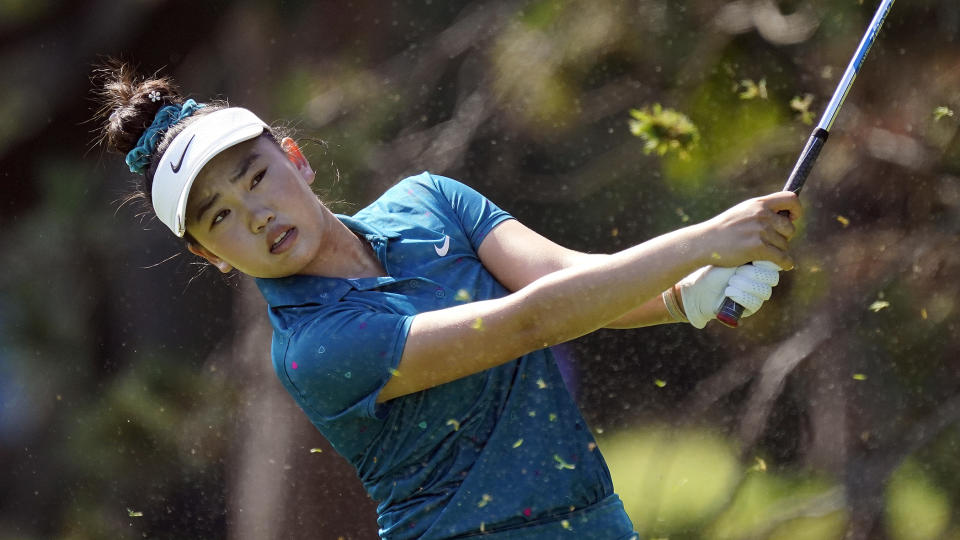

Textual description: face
[184,135,326,278]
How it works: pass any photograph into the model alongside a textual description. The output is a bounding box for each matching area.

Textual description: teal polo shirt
[255,173,637,539]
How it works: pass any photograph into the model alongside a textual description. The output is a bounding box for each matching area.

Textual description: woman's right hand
[695,191,803,270]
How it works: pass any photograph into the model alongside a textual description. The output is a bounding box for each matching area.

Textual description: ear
[280,137,316,185]
[187,242,234,274]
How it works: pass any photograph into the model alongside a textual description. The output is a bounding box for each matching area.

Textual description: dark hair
[91,59,285,245]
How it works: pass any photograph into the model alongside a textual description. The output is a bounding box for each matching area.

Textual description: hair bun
[92,59,184,156]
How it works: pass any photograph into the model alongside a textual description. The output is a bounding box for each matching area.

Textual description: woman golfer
[95,63,800,539]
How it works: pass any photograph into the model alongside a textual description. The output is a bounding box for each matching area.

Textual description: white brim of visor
[151,107,269,237]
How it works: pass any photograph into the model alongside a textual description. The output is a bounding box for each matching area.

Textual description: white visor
[151,107,269,237]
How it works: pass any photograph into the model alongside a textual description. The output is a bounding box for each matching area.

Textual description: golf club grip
[715,128,830,328]
[783,128,829,194]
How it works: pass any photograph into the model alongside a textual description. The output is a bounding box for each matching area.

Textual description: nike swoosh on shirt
[434,235,450,257]
[170,134,196,173]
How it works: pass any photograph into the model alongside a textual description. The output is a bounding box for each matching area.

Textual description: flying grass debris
[869,300,890,312]
[554,454,576,470]
[748,457,767,473]
[310,448,323,453]
[791,94,815,125]
[836,215,850,227]
[853,373,868,381]
[934,106,954,121]
[126,508,143,518]
[628,104,700,159]
[737,78,768,100]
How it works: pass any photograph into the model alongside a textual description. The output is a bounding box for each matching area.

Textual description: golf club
[716,0,897,328]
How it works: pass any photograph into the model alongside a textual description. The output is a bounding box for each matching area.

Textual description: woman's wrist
[662,284,689,323]
[693,221,723,266]
[669,221,715,270]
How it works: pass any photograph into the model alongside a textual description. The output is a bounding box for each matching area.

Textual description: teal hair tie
[125,99,205,174]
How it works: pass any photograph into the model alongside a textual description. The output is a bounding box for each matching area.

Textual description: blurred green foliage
[628,104,700,159]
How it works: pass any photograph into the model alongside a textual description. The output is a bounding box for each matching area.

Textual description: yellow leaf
[748,456,767,472]
[934,106,954,121]
[738,78,768,100]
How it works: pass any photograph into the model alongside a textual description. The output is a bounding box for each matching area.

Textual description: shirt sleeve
[427,173,514,251]
[279,303,413,421]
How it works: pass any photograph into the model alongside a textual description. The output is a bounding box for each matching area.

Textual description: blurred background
[2,0,959,538]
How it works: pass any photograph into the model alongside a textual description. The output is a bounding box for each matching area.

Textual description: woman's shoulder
[379,171,443,199]
[353,172,450,221]
[378,171,476,201]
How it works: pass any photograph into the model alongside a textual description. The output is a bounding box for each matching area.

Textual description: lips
[268,226,297,254]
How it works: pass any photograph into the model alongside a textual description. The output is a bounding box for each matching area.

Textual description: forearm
[559,253,683,330]
[602,294,678,328]
[517,223,710,343]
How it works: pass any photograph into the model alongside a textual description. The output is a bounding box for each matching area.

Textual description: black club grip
[783,128,829,194]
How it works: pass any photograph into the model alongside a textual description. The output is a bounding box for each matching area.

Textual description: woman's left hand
[675,262,781,328]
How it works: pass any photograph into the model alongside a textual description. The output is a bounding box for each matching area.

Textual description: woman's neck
[300,213,387,279]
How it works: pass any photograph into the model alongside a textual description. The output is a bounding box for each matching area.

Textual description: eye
[212,209,230,227]
[251,168,267,189]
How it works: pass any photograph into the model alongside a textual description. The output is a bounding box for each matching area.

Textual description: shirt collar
[254,214,400,308]
[336,213,401,241]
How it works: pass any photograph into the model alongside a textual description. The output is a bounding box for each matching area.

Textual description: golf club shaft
[715,0,896,328]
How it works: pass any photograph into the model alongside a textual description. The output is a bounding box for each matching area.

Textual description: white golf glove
[667,261,781,329]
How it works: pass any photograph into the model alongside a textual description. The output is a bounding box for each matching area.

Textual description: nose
[251,206,274,233]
